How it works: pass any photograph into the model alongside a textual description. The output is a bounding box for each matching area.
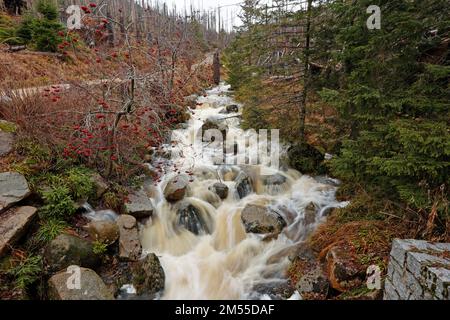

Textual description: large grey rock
[0,131,14,157]
[124,189,154,219]
[262,174,287,186]
[48,267,114,300]
[384,239,450,300]
[0,172,31,213]
[209,182,229,200]
[164,175,189,202]
[86,220,119,245]
[44,234,100,272]
[296,266,329,297]
[241,204,287,235]
[117,215,142,261]
[0,206,38,257]
[132,253,165,296]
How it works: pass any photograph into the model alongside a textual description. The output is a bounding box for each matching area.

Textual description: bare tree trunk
[298,0,313,141]
[213,50,221,85]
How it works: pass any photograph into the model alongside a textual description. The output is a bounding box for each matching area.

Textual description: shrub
[65,167,95,200]
[8,256,43,290]
[92,240,108,256]
[40,186,77,220]
[34,219,68,244]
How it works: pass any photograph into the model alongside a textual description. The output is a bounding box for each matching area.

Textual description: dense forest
[0,0,448,303]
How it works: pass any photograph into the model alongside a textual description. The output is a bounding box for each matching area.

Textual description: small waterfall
[138,83,348,300]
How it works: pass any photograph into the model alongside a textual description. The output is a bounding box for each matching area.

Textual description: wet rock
[132,253,165,297]
[226,105,239,113]
[262,173,287,186]
[184,94,198,107]
[0,172,31,213]
[44,234,100,272]
[48,267,114,300]
[91,173,109,199]
[296,266,329,298]
[0,206,38,257]
[176,201,210,235]
[241,204,287,235]
[253,280,295,300]
[209,182,229,200]
[117,215,142,261]
[0,131,14,157]
[164,175,189,202]
[124,189,154,219]
[235,172,253,199]
[193,167,219,180]
[304,202,317,226]
[325,245,365,292]
[86,221,119,245]
[221,166,239,181]
[201,117,228,137]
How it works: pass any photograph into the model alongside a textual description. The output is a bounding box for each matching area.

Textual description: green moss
[0,121,17,133]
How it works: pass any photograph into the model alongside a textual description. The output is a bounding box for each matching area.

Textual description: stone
[226,105,239,113]
[164,175,189,202]
[124,189,154,219]
[241,204,287,235]
[0,131,14,157]
[325,245,364,292]
[44,234,100,272]
[86,221,119,245]
[235,172,253,199]
[296,266,329,297]
[117,215,142,261]
[48,267,114,300]
[132,253,165,297]
[209,182,229,200]
[262,174,287,186]
[201,117,228,137]
[384,239,450,300]
[253,280,295,300]
[304,202,317,226]
[91,173,109,199]
[176,201,210,235]
[0,206,38,257]
[0,172,31,213]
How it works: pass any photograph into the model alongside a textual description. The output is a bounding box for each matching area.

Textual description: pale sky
[154,0,244,28]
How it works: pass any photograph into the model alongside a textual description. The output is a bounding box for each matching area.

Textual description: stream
[134,83,348,300]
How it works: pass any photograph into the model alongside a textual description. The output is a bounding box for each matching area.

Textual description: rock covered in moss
[44,234,100,272]
[132,253,165,297]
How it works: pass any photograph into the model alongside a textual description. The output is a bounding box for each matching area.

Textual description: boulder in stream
[0,172,31,213]
[209,182,229,200]
[235,171,254,199]
[48,267,114,300]
[241,204,287,235]
[176,201,210,235]
[304,202,318,226]
[164,175,189,202]
[201,117,228,137]
[44,234,100,272]
[132,253,165,297]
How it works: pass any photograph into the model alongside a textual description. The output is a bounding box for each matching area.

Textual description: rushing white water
[139,83,348,300]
